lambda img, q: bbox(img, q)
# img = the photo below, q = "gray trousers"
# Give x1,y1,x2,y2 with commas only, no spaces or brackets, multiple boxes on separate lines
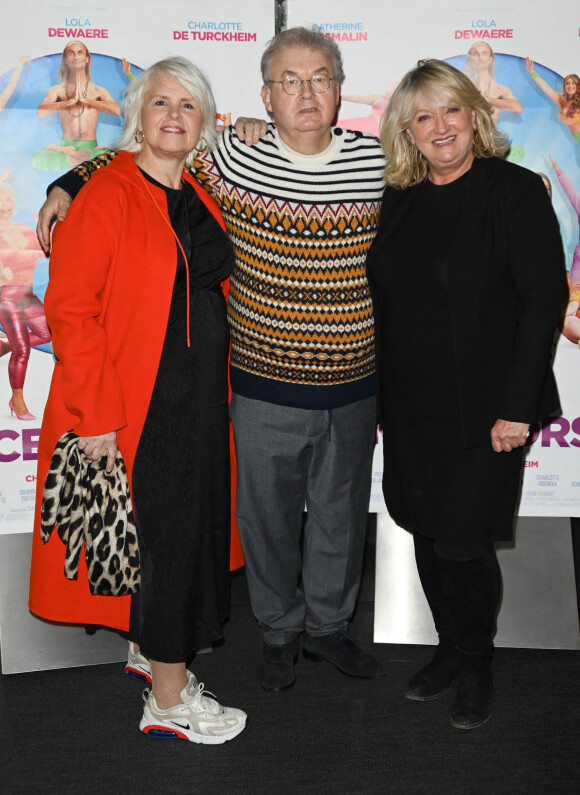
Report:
229,393,376,645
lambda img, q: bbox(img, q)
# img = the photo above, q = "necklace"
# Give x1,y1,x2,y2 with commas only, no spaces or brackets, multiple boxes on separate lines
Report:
65,79,90,137
64,79,89,118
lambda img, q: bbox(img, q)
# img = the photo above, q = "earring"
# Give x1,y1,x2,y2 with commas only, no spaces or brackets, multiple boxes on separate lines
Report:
195,136,207,152
134,129,144,144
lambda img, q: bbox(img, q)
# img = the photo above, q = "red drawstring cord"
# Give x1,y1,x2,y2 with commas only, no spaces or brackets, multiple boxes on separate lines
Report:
137,172,191,347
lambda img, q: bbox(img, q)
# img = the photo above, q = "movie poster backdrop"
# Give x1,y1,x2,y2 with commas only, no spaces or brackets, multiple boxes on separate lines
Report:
0,0,274,534
288,0,580,517
0,0,578,535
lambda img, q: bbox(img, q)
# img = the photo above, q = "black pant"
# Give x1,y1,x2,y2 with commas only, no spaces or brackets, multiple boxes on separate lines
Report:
413,532,501,654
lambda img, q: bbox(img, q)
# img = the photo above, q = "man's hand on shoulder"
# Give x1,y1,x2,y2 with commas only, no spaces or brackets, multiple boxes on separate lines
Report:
36,187,72,254
234,117,269,147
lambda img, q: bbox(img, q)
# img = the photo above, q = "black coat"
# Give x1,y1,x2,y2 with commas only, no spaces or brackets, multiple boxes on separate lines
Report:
367,156,567,450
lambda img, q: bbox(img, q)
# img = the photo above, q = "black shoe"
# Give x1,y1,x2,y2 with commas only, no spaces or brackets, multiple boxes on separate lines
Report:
259,640,298,692
450,648,493,729
405,638,460,701
302,630,383,678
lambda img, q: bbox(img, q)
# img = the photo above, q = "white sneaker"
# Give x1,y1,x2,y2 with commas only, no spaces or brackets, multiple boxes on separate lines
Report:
125,641,211,683
125,641,152,684
139,674,247,744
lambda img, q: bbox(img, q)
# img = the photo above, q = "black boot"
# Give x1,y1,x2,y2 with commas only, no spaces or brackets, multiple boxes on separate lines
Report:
405,534,460,701
437,547,501,729
405,636,461,700
451,647,493,729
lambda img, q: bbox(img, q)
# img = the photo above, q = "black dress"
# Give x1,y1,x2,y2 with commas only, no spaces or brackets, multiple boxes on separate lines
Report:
368,173,522,545
129,174,235,663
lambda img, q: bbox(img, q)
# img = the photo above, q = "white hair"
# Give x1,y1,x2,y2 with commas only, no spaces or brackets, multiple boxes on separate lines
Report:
116,56,217,168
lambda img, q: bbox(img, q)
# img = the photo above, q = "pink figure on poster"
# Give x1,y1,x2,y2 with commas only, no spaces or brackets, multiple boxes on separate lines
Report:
337,94,388,135
550,156,580,284
337,80,400,135
0,181,51,419
549,156,580,346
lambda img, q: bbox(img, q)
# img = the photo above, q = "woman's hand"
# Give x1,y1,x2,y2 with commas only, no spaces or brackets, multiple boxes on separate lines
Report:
525,57,534,74
77,431,118,472
490,419,530,452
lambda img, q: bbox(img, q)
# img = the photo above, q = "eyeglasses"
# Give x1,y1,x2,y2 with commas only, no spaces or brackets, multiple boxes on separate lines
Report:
268,74,335,95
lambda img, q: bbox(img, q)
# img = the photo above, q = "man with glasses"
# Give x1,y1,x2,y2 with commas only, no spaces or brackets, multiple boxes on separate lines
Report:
36,27,386,692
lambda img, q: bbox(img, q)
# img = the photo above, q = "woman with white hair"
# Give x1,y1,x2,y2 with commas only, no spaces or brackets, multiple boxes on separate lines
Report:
29,56,246,744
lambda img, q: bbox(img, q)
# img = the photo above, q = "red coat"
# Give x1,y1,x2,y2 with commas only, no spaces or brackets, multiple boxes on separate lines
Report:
29,151,243,632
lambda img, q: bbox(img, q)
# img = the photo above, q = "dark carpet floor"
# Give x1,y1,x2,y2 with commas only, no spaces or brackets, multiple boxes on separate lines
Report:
2,528,579,794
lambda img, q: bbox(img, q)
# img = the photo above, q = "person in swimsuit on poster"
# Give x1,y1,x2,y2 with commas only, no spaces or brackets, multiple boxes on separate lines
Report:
548,155,580,345
337,91,390,136
526,60,580,143
33,41,121,171
463,42,522,126
0,180,51,420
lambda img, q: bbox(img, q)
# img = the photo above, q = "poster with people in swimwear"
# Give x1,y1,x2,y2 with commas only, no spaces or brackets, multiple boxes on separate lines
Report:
289,0,580,517
0,0,579,530
0,0,274,533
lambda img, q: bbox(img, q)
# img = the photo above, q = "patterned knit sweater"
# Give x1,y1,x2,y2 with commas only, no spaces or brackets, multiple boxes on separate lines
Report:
52,124,386,409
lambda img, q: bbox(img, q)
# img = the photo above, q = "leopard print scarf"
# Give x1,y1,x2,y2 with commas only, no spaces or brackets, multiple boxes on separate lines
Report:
41,430,140,596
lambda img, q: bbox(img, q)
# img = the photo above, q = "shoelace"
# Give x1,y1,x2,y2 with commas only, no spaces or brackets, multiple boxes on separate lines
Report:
142,683,220,714
188,682,220,714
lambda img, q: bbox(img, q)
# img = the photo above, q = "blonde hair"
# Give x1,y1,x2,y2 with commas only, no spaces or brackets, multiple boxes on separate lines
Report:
380,59,508,188
116,56,217,168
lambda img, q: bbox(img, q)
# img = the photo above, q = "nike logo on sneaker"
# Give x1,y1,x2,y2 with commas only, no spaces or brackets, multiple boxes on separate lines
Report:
170,720,191,730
